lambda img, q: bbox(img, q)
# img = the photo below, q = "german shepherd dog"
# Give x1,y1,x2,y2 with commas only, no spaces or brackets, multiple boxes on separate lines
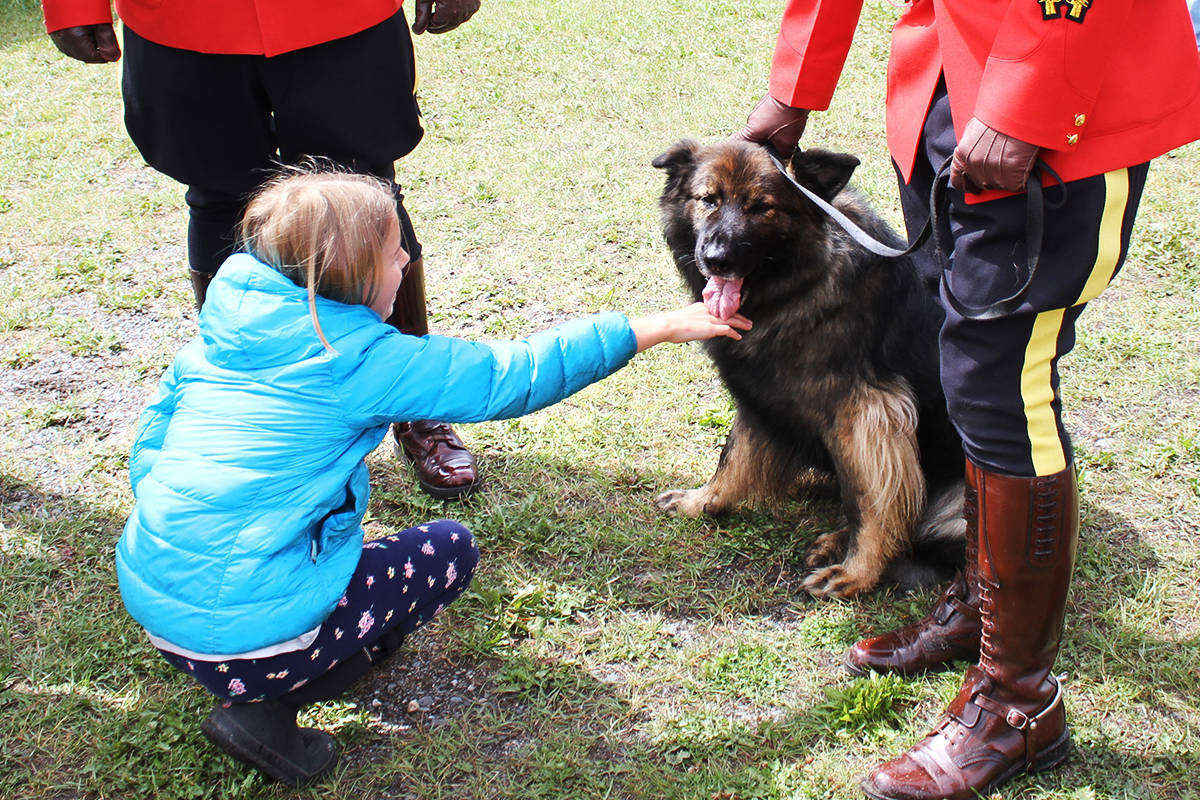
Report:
652,139,965,598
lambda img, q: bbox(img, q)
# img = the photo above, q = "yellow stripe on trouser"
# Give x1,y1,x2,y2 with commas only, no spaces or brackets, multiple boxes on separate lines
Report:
1022,168,1130,476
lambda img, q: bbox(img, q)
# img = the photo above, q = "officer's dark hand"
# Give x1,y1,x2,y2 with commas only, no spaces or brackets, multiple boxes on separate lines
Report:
49,24,121,64
412,0,481,34
736,94,810,156
951,117,1039,194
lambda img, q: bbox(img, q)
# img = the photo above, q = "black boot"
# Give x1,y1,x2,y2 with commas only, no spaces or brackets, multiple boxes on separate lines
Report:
189,269,215,310
201,632,403,786
201,699,337,787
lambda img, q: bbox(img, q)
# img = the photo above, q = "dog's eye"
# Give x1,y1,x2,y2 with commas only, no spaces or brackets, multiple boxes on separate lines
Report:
748,200,775,216
697,193,719,208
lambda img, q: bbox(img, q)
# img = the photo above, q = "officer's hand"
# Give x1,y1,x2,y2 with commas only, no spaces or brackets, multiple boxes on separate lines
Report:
49,24,121,64
412,0,481,34
951,117,1039,194
736,94,810,156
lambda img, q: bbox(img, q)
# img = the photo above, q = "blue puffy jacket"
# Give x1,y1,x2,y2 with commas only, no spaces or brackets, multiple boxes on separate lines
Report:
117,254,637,655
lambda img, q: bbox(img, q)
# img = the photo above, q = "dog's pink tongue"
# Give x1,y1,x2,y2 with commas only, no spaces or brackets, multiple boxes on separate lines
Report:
702,276,743,320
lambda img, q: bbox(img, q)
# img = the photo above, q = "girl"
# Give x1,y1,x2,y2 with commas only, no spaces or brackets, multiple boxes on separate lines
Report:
118,167,750,786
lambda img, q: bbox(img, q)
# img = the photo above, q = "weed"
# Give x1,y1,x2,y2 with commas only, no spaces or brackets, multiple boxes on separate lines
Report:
1,338,41,368
700,641,788,700
21,398,86,428
796,604,861,651
48,316,123,356
809,672,916,739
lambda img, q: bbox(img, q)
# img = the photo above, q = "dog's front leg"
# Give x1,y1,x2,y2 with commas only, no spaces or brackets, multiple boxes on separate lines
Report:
656,412,766,517
802,383,925,598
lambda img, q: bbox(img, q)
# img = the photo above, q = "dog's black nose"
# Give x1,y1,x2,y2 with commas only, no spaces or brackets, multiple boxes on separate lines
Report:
698,236,736,276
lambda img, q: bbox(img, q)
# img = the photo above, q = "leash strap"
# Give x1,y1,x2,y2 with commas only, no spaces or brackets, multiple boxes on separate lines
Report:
767,151,931,258
933,159,1064,320
769,151,1065,320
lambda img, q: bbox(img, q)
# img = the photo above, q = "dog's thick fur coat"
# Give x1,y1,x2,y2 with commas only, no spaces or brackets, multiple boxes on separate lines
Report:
653,140,964,597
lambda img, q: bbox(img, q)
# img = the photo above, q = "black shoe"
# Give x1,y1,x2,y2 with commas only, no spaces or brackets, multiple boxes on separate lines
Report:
201,699,337,787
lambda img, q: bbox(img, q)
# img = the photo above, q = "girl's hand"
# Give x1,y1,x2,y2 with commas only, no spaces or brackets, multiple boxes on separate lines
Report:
631,303,752,353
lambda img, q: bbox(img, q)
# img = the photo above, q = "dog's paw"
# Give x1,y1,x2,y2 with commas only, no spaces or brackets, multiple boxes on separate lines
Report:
803,531,848,569
654,488,711,517
802,563,878,599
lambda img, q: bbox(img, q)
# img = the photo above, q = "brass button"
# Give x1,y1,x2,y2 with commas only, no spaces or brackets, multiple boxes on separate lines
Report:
1074,114,1086,127
1067,133,1080,145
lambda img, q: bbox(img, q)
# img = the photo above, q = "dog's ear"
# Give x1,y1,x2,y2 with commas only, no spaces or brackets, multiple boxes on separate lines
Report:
789,148,861,201
652,139,700,197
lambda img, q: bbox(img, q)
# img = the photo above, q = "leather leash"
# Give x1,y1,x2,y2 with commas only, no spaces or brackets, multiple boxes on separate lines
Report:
766,151,1065,321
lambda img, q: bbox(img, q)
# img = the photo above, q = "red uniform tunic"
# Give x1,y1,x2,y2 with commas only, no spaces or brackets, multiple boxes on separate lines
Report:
768,0,1200,186
42,0,403,57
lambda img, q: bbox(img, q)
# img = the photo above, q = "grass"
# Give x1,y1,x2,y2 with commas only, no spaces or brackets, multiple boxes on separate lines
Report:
2,1,1199,799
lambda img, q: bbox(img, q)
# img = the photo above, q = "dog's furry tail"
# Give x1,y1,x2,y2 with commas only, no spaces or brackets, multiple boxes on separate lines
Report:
883,481,967,592
913,481,967,546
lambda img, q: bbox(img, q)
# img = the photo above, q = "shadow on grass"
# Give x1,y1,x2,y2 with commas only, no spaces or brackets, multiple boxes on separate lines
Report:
368,446,840,616
0,470,221,798
1069,500,1198,692
4,449,1196,798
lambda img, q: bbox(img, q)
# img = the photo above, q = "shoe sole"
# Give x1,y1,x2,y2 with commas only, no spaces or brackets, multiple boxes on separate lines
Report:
418,475,483,500
843,652,868,677
841,649,967,679
859,728,1072,800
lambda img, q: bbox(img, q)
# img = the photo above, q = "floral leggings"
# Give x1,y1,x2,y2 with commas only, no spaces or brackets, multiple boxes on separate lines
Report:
158,519,478,703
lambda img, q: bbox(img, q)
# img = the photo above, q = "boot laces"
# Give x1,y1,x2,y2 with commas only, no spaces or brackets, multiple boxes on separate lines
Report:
1030,477,1059,562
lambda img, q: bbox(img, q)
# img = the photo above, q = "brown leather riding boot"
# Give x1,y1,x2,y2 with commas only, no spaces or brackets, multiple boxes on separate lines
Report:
862,462,1079,800
385,257,481,500
845,468,983,676
190,269,216,310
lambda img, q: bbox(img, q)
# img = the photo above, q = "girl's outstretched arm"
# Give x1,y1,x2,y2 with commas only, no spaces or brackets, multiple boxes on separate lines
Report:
629,302,752,353
341,306,751,427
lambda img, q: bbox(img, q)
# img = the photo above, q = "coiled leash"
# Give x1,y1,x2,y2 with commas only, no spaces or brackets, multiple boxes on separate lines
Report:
766,151,1065,320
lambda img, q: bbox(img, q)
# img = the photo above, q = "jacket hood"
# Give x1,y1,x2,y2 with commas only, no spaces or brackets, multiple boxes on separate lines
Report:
199,254,379,370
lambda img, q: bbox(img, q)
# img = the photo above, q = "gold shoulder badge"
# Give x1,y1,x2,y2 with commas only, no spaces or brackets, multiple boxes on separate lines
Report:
1038,0,1091,22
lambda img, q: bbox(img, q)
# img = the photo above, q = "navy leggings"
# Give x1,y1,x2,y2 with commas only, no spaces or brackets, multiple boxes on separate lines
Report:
159,520,477,703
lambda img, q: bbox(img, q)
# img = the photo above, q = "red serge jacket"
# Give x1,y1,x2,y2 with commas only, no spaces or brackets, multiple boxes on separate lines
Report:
42,0,403,56
768,0,1200,187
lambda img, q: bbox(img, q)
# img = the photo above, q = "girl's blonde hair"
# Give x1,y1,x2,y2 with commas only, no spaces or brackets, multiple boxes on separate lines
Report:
239,164,399,350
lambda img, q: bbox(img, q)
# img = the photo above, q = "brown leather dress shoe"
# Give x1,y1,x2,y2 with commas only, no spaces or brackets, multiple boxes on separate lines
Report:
394,420,481,500
844,573,980,676
846,473,981,676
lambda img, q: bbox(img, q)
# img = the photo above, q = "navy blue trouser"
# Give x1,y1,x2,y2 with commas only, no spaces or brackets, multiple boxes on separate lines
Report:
898,83,1148,477
121,10,424,275
159,520,478,703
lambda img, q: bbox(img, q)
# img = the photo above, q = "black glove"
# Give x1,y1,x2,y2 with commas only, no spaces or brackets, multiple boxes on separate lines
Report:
736,94,810,156
49,24,121,64
412,0,482,34
950,117,1039,194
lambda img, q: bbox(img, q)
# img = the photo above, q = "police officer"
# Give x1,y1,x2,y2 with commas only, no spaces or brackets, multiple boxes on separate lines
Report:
740,1,1200,798
42,0,484,500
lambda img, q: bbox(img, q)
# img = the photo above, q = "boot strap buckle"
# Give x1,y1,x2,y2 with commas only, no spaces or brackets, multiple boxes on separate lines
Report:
1005,708,1030,729
988,675,1063,731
